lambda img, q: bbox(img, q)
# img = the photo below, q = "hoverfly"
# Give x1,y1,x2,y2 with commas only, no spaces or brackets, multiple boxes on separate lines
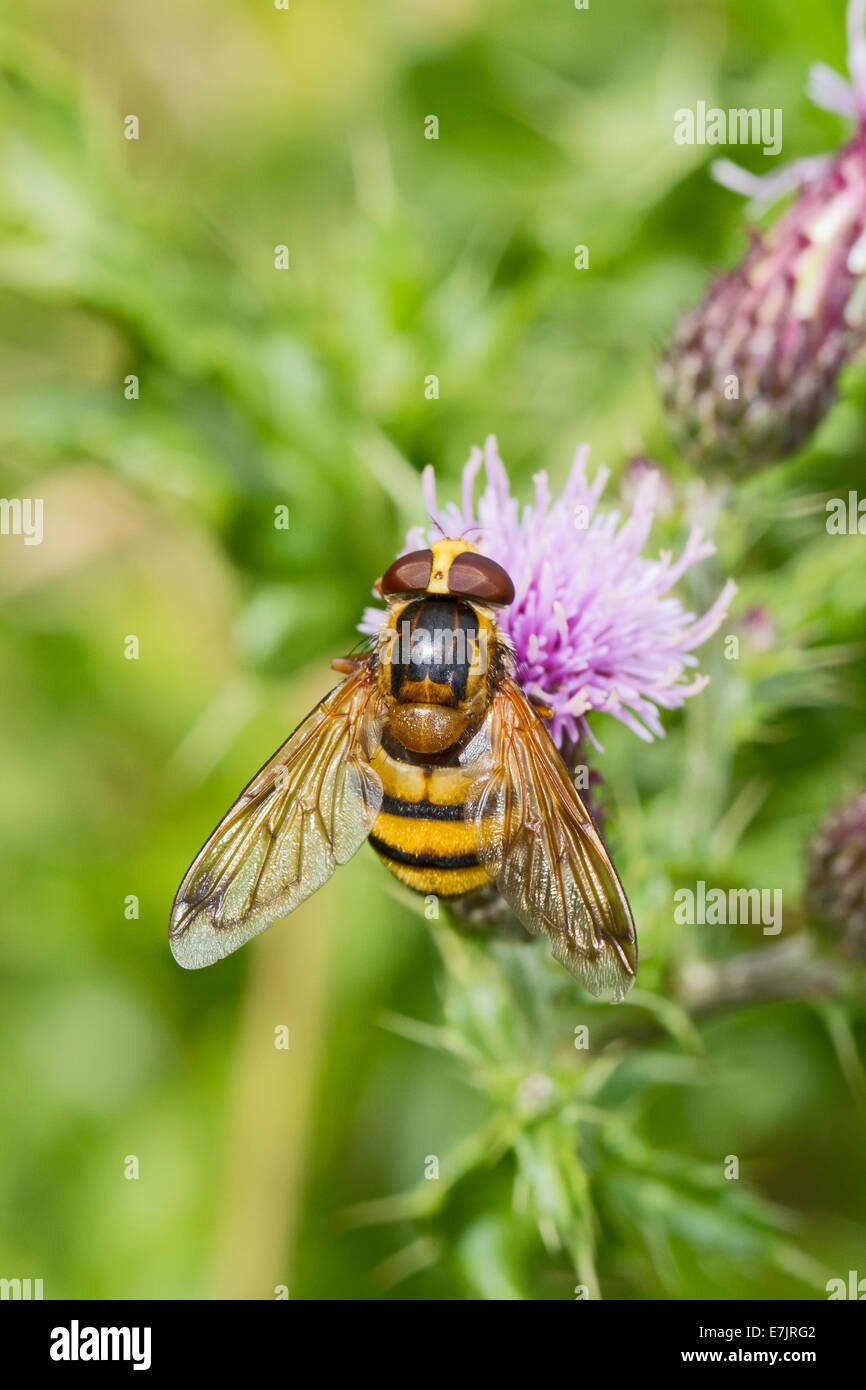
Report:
169,539,637,998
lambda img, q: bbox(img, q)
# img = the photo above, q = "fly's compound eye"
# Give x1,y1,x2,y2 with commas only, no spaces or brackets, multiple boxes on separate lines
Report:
447,551,515,606
379,548,434,597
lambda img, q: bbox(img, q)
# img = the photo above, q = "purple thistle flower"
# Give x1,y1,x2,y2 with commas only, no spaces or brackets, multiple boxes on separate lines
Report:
660,0,866,469
360,436,736,749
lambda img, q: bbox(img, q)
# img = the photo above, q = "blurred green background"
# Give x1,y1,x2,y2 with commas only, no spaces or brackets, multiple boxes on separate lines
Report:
1,0,865,1300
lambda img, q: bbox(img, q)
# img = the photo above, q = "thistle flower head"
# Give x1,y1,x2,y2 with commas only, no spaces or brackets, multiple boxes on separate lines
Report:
660,0,866,469
741,604,775,654
807,790,866,960
361,436,736,749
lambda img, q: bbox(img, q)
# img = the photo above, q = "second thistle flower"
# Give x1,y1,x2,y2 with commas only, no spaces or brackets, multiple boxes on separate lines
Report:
660,0,866,469
807,790,866,961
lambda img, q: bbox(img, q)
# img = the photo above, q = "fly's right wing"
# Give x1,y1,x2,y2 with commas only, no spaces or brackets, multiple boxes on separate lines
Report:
465,676,637,1001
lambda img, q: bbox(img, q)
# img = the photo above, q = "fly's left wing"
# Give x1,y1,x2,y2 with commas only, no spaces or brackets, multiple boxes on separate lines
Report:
465,676,637,1000
169,661,385,969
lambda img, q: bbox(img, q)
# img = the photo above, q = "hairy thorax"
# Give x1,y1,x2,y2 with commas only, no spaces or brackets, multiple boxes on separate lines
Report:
378,595,498,755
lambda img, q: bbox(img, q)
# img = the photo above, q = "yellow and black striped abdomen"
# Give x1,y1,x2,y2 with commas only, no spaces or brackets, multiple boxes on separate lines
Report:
368,744,490,897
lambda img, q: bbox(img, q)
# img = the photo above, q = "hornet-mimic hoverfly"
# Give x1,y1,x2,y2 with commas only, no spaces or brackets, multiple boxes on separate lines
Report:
169,539,637,999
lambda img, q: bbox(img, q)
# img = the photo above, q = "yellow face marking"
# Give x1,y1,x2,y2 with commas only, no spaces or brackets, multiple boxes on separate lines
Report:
426,538,479,595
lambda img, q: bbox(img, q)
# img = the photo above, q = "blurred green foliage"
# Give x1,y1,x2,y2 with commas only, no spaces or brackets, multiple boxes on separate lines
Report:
0,0,865,1300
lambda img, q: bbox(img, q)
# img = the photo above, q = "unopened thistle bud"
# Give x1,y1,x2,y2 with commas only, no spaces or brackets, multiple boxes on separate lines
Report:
806,790,866,960
660,0,866,469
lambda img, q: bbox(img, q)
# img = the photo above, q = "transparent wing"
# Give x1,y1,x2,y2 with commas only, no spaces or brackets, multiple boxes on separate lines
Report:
465,677,637,1000
169,662,385,969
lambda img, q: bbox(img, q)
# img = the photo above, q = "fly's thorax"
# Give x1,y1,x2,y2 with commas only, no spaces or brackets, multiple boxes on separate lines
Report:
386,702,471,754
377,596,497,705
375,596,500,755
